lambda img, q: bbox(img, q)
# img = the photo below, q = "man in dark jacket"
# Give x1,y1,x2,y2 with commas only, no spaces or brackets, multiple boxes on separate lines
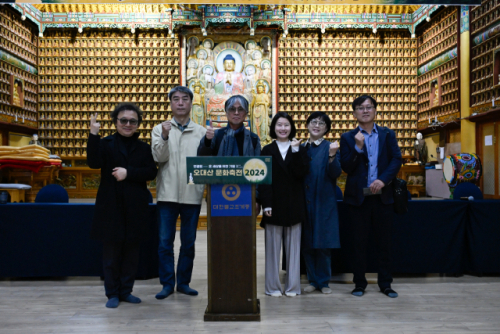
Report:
87,103,157,308
340,95,402,299
197,95,261,157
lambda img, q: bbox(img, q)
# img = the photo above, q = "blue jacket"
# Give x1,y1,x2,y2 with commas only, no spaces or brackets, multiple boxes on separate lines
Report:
340,125,402,206
303,140,342,249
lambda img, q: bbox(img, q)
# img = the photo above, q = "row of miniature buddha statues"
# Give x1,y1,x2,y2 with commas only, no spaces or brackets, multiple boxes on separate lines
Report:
39,84,178,93
418,83,458,95
418,98,459,110
0,78,36,94
418,69,458,85
280,85,416,94
38,85,172,94
0,94,36,109
279,66,416,76
39,103,172,112
0,81,36,94
279,48,416,58
39,59,179,67
38,67,176,75
283,105,418,113
0,13,35,40
39,49,180,57
38,94,168,103
279,94,417,103
39,112,169,120
39,38,179,48
1,27,37,52
279,37,416,47
0,89,36,104
418,103,459,114
39,76,178,85
0,106,36,118
0,39,36,64
280,56,416,66
280,78,416,86
281,58,417,68
0,66,38,85
39,57,179,66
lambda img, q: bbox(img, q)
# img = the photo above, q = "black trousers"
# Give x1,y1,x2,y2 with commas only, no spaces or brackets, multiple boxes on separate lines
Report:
102,240,141,299
348,195,394,290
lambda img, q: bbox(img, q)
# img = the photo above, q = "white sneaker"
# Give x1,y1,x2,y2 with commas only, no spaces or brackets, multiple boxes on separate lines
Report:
285,292,297,297
304,285,316,293
267,292,282,297
321,287,332,294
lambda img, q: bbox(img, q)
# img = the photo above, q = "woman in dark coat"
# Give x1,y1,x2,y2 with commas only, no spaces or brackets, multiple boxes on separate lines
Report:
302,111,341,295
87,103,157,308
259,112,309,297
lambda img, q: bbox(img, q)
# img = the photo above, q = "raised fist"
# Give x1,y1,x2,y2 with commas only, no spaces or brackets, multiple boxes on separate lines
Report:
162,120,171,139
354,130,365,150
90,113,100,135
206,126,215,140
329,140,339,156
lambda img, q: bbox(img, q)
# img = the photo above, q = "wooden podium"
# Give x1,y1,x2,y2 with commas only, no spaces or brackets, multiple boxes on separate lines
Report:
186,157,272,322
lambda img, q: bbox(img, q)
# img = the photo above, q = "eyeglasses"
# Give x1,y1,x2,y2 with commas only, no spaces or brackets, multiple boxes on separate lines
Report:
118,118,138,126
310,120,326,127
355,106,375,112
227,107,246,114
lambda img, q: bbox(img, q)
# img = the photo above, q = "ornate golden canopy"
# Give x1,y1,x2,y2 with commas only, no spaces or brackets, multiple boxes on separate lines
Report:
33,4,420,14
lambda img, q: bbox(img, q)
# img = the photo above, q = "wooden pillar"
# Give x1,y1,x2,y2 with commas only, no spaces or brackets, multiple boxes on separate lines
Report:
460,5,475,152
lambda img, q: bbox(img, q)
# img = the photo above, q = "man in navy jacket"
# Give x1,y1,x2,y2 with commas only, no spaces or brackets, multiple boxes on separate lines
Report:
340,95,402,298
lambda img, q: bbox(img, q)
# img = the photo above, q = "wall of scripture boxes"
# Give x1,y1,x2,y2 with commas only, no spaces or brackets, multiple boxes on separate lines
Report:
471,0,500,110
416,6,460,128
37,29,180,159
278,31,418,156
0,6,38,127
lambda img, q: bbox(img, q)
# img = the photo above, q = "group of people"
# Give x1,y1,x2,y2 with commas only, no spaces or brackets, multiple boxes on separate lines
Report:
87,86,402,308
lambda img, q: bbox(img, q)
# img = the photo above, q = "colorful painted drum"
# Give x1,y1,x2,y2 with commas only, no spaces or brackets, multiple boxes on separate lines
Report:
443,153,482,188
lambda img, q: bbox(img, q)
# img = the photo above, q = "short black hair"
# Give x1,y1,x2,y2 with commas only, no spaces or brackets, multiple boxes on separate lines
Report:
306,111,331,134
168,86,193,101
110,102,143,125
269,112,296,140
352,95,377,111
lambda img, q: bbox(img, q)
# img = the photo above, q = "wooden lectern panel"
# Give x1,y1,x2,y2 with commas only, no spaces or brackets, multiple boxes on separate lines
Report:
205,185,260,321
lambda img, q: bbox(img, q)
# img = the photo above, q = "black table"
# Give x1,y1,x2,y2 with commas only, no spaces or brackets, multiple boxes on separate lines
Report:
0,201,499,277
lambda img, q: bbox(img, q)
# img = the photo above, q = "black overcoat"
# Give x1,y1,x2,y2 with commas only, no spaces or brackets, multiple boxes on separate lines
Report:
258,141,309,227
87,132,157,242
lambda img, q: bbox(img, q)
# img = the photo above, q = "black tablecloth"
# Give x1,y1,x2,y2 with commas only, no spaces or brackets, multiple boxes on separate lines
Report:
332,200,469,274
0,200,498,277
0,204,158,278
465,200,500,273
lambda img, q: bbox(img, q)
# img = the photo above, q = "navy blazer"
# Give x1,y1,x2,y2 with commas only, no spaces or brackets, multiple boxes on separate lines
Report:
340,125,402,206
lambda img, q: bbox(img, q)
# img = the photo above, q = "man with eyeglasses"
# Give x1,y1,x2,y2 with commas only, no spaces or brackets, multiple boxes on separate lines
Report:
151,86,207,299
340,95,402,299
198,95,261,157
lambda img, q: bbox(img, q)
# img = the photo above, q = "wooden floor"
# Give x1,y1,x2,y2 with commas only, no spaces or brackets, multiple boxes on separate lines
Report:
1,230,500,334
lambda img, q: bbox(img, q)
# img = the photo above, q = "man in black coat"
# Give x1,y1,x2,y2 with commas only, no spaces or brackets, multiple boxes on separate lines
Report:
87,103,157,308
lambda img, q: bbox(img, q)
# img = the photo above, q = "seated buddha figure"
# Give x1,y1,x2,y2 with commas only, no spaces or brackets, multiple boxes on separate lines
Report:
206,54,245,115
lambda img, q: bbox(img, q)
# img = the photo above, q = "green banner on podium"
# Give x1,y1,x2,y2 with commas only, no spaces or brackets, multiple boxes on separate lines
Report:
186,156,272,185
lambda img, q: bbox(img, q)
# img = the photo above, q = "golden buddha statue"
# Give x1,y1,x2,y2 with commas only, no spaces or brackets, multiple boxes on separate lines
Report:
433,83,439,107
191,82,206,126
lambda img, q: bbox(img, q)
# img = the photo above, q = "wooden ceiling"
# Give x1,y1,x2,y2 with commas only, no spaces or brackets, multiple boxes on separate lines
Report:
33,4,420,14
